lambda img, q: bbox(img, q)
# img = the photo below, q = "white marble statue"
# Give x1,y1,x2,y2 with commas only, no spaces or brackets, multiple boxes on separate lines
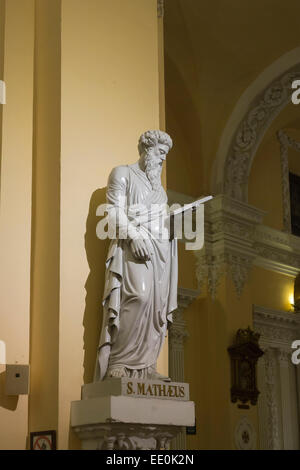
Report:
94,130,178,382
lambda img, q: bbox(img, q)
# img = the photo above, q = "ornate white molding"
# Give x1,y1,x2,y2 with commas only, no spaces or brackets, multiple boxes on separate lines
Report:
196,251,255,300
253,305,300,349
253,305,300,449
168,287,199,450
71,393,195,451
194,195,265,299
254,224,300,277
157,0,164,18
223,66,300,201
213,48,300,196
195,252,224,300
73,423,179,450
262,348,282,449
193,195,300,299
169,287,199,382
177,287,200,309
277,129,300,232
167,191,300,298
277,348,291,365
277,130,292,232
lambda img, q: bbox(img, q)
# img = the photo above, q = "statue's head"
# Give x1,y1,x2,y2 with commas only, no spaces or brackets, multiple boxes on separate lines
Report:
138,130,173,190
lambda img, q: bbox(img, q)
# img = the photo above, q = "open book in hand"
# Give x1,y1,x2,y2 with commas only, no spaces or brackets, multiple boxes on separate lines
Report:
169,195,213,217
166,195,213,242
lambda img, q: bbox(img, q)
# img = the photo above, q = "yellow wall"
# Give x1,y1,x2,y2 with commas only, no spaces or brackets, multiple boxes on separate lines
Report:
183,273,258,449
251,267,294,313
0,0,4,149
0,0,34,450
59,0,162,449
29,0,61,438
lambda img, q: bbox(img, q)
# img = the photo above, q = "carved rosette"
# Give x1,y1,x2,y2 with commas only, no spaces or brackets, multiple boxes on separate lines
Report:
235,417,257,450
224,67,300,201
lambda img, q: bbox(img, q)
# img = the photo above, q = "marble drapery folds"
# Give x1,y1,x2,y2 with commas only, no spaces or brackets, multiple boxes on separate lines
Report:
94,163,178,381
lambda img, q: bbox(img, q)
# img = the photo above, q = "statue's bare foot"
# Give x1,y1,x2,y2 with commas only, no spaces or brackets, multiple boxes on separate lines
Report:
149,372,171,382
147,366,171,382
105,366,127,378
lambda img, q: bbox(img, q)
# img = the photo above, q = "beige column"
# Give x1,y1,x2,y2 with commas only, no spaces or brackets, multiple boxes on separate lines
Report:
0,0,34,450
29,0,61,437
156,0,168,381
59,0,162,449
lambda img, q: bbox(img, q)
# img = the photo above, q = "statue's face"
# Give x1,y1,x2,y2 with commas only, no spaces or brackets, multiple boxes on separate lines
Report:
143,143,169,167
141,142,169,190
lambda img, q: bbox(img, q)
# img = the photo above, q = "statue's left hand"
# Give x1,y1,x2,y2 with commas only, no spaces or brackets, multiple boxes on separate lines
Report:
129,238,150,262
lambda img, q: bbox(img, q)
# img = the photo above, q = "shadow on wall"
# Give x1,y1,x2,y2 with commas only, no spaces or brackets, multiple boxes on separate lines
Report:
83,187,109,385
0,370,18,411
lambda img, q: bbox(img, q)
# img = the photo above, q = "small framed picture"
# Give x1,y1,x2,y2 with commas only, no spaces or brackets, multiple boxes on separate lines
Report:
30,430,56,450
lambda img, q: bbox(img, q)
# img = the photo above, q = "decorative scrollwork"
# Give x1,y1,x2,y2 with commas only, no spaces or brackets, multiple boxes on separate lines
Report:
224,67,300,201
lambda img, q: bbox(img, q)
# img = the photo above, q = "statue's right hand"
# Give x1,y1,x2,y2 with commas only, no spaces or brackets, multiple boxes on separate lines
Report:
130,238,150,261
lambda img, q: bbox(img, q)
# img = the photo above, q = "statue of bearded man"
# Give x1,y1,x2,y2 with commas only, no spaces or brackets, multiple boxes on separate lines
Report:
94,130,178,382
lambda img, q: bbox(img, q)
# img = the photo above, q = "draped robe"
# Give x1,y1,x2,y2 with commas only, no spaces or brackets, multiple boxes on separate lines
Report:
94,162,178,381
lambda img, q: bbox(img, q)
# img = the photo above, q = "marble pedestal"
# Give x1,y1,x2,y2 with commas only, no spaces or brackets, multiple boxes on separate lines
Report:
70,378,195,450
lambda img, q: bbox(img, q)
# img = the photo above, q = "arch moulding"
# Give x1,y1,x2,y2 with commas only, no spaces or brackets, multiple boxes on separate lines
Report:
212,47,300,201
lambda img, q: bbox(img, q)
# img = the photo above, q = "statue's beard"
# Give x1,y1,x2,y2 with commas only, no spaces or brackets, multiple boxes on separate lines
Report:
144,152,162,191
